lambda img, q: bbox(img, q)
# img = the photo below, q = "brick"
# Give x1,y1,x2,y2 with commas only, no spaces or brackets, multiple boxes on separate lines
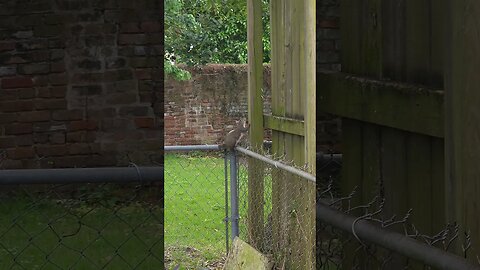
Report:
35,99,67,110
120,23,140,33
129,57,158,68
36,144,67,157
85,23,117,35
15,39,48,51
51,61,66,73
49,73,68,85
119,106,151,116
68,143,100,155
103,69,133,82
0,113,16,123
319,19,339,29
31,50,52,62
33,122,67,133
140,21,161,33
7,146,35,159
0,100,34,112
34,25,64,37
33,133,48,143
105,80,137,93
49,132,65,144
52,109,84,120
0,137,16,148
71,72,103,84
66,131,96,143
51,86,67,97
16,134,33,146
33,75,49,86
76,59,101,70
50,49,65,60
18,88,35,99
146,34,162,44
118,34,145,45
18,63,50,75
18,111,51,122
106,93,137,105
44,14,73,25
69,120,98,131
106,58,126,69
1,76,33,88
16,15,43,27
5,123,33,135
0,42,15,52
0,67,16,77
134,117,155,128
12,30,33,39
135,68,151,80
72,85,102,96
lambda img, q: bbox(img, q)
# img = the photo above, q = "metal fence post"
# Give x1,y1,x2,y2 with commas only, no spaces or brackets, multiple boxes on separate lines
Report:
229,150,239,240
224,150,229,254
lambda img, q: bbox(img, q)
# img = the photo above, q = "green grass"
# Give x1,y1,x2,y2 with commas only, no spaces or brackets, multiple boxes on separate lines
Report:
0,186,163,270
164,153,227,269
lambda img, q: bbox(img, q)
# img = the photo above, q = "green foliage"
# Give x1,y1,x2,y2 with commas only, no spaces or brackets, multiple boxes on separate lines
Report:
165,0,271,80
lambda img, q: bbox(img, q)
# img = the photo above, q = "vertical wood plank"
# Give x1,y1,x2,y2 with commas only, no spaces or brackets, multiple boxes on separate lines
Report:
405,0,430,85
406,133,432,268
431,137,445,234
445,0,480,259
246,0,264,250
382,0,406,81
430,0,447,88
381,127,408,268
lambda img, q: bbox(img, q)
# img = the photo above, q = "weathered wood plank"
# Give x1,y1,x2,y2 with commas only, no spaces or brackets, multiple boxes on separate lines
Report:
405,0,430,85
263,115,304,136
445,0,480,259
246,0,264,250
318,71,444,138
382,0,406,81
406,132,432,269
270,0,287,261
431,137,445,234
381,126,408,267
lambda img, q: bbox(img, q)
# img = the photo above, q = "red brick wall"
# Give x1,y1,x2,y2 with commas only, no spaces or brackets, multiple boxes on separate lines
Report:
317,0,341,153
165,64,271,146
0,0,162,168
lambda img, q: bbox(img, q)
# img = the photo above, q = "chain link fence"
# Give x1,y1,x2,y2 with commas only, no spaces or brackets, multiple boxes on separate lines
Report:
236,147,316,270
164,146,227,270
316,154,480,270
0,170,163,270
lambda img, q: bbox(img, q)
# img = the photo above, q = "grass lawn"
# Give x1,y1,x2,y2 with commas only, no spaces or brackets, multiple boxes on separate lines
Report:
0,185,163,270
164,153,227,269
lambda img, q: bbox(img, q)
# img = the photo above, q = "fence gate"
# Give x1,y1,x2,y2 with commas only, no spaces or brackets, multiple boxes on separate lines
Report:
318,0,447,268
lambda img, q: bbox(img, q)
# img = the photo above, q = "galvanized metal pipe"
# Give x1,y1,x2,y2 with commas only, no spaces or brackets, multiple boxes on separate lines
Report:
0,167,163,185
235,146,316,183
229,151,239,240
317,202,480,270
165,145,221,151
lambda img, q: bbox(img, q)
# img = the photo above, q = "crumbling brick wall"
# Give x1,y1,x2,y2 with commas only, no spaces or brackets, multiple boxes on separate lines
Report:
165,64,271,146
0,0,162,168
317,0,341,153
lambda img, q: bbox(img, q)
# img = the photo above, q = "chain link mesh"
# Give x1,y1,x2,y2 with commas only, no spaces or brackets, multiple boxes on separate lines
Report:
316,155,480,269
164,151,227,270
0,181,163,269
237,149,316,270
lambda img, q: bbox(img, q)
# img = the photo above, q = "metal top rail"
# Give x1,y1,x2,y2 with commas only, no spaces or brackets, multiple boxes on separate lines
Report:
165,145,221,151
0,167,163,185
236,146,316,183
317,202,480,270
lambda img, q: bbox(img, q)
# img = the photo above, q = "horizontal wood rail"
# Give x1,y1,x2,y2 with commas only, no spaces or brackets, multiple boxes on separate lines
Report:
263,115,304,136
318,71,444,138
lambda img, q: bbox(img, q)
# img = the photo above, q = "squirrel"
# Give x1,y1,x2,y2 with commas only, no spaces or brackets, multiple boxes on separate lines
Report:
219,118,250,151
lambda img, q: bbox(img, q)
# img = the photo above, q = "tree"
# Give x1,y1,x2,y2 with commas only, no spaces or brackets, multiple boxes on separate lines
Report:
165,0,270,80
